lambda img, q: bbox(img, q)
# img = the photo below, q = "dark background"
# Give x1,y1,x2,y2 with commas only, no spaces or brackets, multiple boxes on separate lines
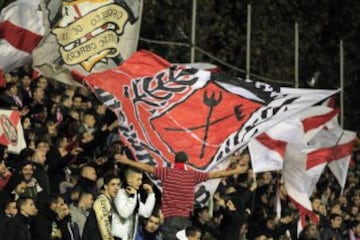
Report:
138,0,360,132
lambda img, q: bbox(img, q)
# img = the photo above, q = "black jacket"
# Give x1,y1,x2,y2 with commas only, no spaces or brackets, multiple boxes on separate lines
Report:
4,213,32,240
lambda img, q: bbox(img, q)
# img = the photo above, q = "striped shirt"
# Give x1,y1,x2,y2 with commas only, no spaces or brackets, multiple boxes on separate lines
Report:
154,167,208,218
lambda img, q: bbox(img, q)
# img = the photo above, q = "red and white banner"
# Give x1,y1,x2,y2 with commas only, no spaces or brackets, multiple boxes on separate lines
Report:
0,0,44,85
248,105,355,233
84,50,337,204
0,109,26,154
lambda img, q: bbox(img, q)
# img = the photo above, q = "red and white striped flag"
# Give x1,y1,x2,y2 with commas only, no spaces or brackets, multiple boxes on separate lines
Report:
0,0,45,86
248,105,355,234
0,109,26,154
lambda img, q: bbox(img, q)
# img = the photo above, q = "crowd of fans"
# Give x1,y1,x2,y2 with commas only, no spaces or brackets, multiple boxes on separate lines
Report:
0,67,360,240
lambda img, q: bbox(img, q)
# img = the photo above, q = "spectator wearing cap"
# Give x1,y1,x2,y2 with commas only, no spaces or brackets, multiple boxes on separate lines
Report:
2,197,38,240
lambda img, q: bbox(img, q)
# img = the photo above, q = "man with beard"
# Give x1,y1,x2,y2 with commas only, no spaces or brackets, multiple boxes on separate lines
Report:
18,160,43,200
135,212,162,240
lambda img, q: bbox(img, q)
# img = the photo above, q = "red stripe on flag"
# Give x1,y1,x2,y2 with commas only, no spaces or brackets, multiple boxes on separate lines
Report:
257,132,287,158
289,196,319,225
302,109,339,133
306,140,355,170
0,21,42,53
8,111,20,126
0,134,9,146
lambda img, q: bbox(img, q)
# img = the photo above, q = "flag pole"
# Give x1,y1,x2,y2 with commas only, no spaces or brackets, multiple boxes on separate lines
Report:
295,22,299,88
340,40,344,127
246,4,251,80
190,0,197,63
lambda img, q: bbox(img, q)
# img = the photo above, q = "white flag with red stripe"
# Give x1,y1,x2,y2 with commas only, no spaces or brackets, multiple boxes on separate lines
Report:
0,0,44,85
0,109,26,154
307,117,356,192
248,105,355,233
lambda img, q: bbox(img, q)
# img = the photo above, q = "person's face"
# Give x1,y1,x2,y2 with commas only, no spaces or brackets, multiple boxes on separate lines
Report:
21,199,38,217
319,203,327,215
82,194,94,210
21,164,34,181
70,110,80,120
144,216,161,233
266,219,275,230
33,87,44,101
73,97,82,109
262,172,272,184
351,206,359,216
105,178,121,198
53,197,65,215
83,167,97,182
84,114,96,128
239,153,250,165
37,77,48,90
188,231,201,240
96,104,106,115
81,131,94,143
127,172,143,190
312,198,321,212
330,204,342,215
198,209,211,223
21,75,31,87
306,225,320,239
240,223,248,235
22,117,31,129
330,216,342,229
36,141,50,154
4,73,12,83
5,201,17,216
9,85,18,95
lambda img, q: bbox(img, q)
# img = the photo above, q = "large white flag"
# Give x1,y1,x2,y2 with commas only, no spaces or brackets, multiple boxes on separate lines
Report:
84,50,338,205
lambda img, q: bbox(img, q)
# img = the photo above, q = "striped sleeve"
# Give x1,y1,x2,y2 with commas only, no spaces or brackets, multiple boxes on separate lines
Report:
193,171,209,184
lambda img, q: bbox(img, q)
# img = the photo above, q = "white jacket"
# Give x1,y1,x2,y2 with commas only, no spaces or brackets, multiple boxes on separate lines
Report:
111,188,155,240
